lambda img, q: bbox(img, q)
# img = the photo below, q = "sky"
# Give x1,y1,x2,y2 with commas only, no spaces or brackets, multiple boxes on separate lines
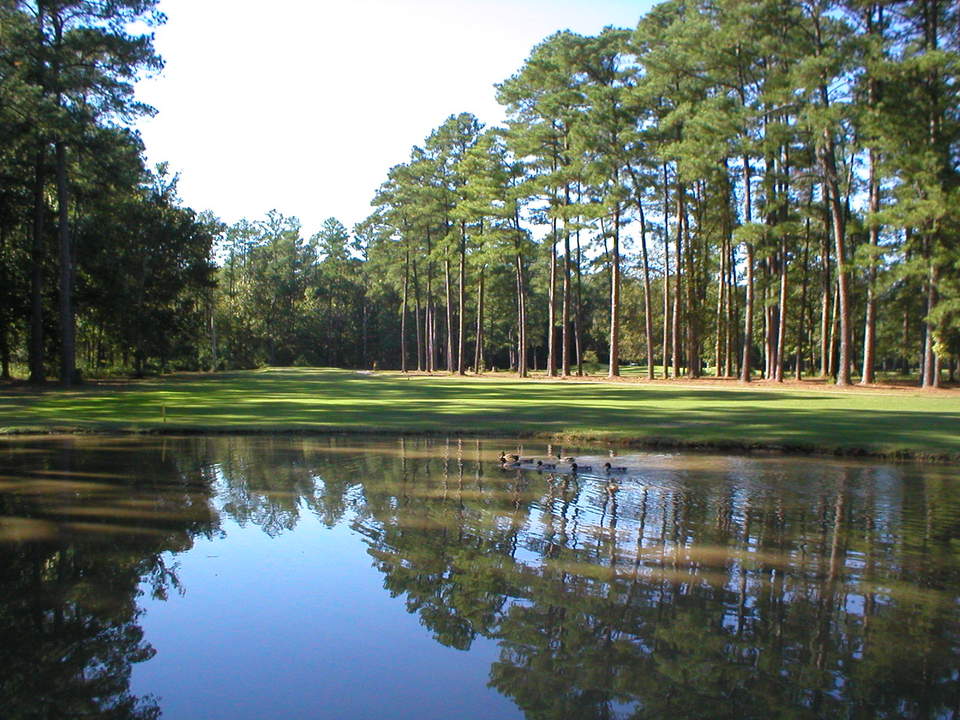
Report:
134,0,656,239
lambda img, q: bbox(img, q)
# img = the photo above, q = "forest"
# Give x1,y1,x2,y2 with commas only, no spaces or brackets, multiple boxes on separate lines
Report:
1,0,958,387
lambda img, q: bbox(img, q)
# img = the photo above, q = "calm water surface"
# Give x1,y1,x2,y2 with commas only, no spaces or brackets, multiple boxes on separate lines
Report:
1,435,959,719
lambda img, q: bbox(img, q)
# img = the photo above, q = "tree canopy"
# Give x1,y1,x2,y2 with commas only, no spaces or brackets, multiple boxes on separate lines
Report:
1,0,957,385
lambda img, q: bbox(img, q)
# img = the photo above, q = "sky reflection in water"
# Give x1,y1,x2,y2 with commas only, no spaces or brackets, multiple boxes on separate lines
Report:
1,435,958,719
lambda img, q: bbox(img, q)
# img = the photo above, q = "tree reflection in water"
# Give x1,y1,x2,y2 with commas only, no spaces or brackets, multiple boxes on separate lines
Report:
1,435,959,719
0,437,219,720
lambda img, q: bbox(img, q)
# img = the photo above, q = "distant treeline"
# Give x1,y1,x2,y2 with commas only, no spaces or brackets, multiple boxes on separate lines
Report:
1,0,957,384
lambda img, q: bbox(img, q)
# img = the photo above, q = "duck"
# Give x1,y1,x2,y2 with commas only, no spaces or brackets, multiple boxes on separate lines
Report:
570,463,592,472
499,452,520,464
604,462,627,474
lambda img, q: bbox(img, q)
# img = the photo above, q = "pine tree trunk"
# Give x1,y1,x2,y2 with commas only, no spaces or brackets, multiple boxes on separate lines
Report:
608,204,621,378
740,155,754,382
561,222,571,377
513,211,528,378
474,266,484,373
30,149,46,384
516,247,527,378
901,307,910,375
762,265,772,379
922,259,939,388
575,226,583,376
672,188,682,379
775,240,788,382
209,292,218,372
547,218,557,377
726,238,736,377
682,186,698,378
828,278,839,378
0,224,9,380
662,167,671,379
820,134,851,385
426,230,434,373
412,258,423,371
457,223,466,375
639,203,654,380
444,257,454,373
861,147,880,384
56,141,75,386
715,233,726,378
741,255,754,378
400,246,409,372
797,212,812,381
819,191,832,377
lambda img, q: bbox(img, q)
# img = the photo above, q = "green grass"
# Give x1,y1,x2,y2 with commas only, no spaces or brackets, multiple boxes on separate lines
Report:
1,367,957,459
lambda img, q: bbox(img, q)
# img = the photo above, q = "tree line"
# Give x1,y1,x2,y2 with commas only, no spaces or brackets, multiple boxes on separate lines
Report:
1,0,957,385
365,0,959,387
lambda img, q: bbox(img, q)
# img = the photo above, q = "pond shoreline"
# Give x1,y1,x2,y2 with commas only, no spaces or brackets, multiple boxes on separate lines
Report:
1,424,955,464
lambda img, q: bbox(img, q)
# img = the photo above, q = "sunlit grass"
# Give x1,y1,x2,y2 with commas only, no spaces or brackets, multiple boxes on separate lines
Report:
0,367,957,458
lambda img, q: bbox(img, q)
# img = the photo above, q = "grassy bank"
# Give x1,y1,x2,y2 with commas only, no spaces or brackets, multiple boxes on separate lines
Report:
1,368,957,460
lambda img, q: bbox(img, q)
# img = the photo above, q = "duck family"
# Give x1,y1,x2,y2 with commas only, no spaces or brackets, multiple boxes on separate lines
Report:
499,452,627,477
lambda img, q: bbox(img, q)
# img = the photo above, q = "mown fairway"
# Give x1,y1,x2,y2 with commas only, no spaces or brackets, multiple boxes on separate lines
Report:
1,368,957,458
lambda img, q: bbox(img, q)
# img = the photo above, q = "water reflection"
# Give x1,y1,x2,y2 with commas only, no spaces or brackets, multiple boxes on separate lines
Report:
1,435,959,719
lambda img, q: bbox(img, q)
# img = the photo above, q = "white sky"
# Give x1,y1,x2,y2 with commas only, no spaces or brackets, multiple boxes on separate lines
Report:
134,0,655,239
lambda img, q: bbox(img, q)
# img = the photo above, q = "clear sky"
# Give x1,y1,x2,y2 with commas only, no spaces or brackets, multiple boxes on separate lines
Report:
135,0,655,239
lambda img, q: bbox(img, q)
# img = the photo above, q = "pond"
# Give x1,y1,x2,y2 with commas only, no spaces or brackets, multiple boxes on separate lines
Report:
1,435,958,719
